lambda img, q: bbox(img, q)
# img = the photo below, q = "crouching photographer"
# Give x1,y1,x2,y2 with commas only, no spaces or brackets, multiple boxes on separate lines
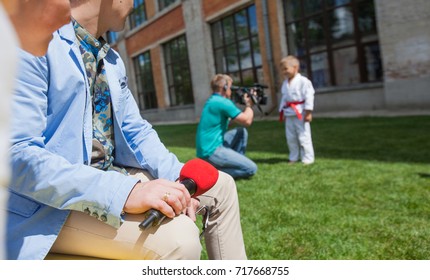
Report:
196,74,257,179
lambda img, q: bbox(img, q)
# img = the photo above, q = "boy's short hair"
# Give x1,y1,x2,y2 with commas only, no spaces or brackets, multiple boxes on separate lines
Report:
211,74,232,92
280,55,300,68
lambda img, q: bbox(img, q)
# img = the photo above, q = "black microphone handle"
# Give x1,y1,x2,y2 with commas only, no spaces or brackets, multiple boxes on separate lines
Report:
138,178,196,230
138,209,165,230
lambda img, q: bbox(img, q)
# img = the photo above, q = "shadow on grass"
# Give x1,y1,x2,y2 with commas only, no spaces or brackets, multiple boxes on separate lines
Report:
234,177,254,181
252,158,290,164
418,173,430,178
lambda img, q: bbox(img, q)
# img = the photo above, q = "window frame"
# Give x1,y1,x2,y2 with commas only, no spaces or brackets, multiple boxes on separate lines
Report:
283,0,382,89
158,0,177,11
133,51,158,110
163,35,194,107
129,0,147,30
211,4,263,86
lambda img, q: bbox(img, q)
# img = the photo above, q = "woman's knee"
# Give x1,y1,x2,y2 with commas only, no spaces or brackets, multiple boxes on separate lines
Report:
151,215,202,260
218,171,237,191
202,171,237,203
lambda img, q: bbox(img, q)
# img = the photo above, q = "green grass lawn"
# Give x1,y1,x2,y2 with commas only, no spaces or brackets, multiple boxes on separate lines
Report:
153,115,430,260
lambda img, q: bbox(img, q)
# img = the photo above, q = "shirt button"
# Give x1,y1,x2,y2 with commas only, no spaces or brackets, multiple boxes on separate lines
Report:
100,215,107,222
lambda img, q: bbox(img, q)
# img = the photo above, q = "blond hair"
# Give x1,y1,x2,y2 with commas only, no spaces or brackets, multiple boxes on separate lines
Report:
280,55,300,68
210,74,232,92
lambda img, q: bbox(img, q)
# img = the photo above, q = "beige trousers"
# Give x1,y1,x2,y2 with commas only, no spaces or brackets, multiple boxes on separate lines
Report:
50,170,247,260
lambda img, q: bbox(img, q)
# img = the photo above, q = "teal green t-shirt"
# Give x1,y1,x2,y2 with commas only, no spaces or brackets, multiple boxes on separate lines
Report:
196,93,242,158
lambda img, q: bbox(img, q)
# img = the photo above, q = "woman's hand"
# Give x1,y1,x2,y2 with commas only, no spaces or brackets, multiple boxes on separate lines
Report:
183,198,201,222
123,179,191,219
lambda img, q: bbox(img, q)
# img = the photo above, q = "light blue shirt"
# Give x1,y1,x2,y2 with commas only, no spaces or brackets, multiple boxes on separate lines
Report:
6,22,183,259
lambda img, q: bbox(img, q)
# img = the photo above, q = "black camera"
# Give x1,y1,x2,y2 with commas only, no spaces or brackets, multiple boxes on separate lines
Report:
231,83,268,107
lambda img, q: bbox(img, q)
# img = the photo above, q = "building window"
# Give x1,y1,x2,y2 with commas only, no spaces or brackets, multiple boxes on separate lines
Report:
106,31,118,45
158,0,176,11
211,5,262,86
133,51,158,110
129,0,147,29
283,0,382,89
163,35,194,106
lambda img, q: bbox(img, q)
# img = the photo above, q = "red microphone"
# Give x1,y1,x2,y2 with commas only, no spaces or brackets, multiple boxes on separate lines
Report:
139,158,219,230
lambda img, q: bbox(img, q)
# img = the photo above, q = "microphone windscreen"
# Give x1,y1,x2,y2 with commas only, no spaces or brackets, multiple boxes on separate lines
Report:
179,158,219,197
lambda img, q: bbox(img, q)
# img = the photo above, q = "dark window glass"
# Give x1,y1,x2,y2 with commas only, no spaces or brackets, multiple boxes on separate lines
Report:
248,5,258,36
307,15,326,51
327,0,351,7
222,17,235,45
357,0,378,36
133,51,158,109
242,69,255,86
214,49,225,73
363,42,383,82
226,45,240,72
329,6,355,48
163,35,194,106
129,0,147,29
304,0,323,15
310,52,331,88
212,21,223,48
158,0,176,11
284,0,302,21
283,0,383,88
210,5,262,85
252,37,262,66
332,47,359,85
299,57,308,76
239,40,252,69
286,22,306,57
235,10,249,40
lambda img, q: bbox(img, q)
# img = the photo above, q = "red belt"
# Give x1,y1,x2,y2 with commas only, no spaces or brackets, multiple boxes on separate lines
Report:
279,101,305,122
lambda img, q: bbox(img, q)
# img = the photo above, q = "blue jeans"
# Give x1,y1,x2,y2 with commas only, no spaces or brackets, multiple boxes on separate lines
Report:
206,127,257,179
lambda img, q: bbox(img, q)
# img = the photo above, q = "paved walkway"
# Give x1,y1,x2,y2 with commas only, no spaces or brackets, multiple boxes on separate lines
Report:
312,109,430,118
251,108,429,122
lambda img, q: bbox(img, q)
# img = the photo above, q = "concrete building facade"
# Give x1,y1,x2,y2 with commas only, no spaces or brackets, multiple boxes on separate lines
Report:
109,0,430,123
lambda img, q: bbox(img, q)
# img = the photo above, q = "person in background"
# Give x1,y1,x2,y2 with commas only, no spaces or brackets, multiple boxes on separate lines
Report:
7,0,247,260
196,74,258,179
278,55,315,165
0,0,71,260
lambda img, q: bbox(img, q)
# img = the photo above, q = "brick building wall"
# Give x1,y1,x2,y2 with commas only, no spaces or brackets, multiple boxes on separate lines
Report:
202,0,244,17
376,0,430,109
126,5,185,55
112,0,430,124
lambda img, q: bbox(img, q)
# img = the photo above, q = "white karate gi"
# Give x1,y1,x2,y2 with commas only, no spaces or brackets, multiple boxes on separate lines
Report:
278,73,315,164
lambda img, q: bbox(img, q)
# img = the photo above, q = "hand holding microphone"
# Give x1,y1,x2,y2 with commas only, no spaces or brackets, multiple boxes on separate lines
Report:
138,158,219,230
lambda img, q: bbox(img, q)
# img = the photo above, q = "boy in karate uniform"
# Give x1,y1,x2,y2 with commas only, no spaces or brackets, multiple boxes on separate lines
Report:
278,55,315,165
